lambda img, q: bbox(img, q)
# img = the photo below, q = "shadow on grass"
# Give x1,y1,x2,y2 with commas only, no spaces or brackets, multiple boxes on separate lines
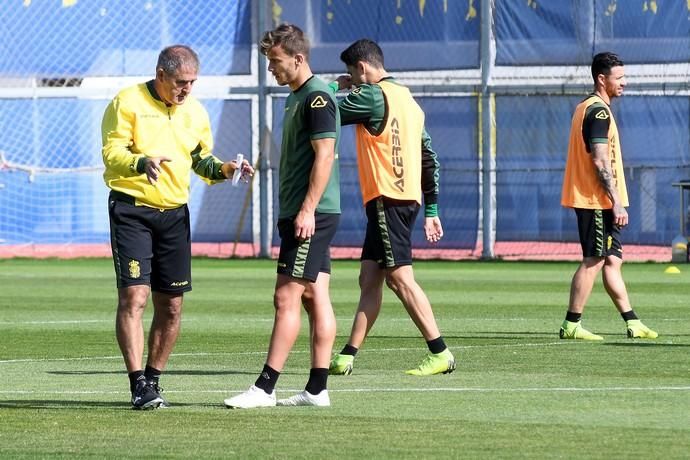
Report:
364,332,690,341
0,400,222,410
602,342,690,348
363,332,558,340
46,369,301,376
0,400,127,410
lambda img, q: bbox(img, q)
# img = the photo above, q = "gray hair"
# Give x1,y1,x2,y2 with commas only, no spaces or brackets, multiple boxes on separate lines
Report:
157,45,199,74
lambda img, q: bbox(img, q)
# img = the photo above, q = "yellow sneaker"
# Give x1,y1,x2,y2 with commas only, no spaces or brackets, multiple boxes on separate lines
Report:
405,349,456,376
559,320,603,340
626,319,658,339
328,354,354,375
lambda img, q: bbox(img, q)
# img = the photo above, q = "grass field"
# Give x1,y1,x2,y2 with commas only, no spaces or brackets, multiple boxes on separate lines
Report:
1,258,689,459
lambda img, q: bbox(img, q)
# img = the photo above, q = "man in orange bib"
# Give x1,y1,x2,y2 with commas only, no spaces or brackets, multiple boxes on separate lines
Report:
328,39,455,376
560,52,657,341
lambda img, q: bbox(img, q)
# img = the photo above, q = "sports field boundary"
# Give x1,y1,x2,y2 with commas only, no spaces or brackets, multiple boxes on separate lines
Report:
0,241,672,262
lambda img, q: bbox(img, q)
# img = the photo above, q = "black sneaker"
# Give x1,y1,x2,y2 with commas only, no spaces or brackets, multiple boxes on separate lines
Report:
149,381,170,408
131,379,164,410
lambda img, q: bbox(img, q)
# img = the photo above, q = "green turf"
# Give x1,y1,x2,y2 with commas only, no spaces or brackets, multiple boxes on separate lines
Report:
1,258,689,458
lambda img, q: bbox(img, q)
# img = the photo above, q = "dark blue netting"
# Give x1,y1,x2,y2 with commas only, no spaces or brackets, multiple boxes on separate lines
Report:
496,95,690,246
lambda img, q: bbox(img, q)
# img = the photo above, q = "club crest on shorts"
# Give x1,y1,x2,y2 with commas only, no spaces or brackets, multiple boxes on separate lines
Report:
129,260,141,278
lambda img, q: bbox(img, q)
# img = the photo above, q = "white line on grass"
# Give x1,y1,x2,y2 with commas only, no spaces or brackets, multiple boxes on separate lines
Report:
1,317,683,326
330,386,690,393
0,320,110,325
0,318,273,325
2,386,690,396
0,342,570,364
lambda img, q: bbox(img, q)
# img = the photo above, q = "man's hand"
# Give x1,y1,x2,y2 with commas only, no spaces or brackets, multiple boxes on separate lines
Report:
221,157,255,181
424,216,444,243
612,203,628,228
335,75,353,91
144,156,172,184
294,208,315,241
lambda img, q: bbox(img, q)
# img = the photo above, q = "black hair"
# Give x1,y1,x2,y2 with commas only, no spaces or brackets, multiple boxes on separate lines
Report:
339,39,384,68
591,52,624,84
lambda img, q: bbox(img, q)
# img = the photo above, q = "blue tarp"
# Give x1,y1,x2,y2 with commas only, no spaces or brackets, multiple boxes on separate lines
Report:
496,0,690,65
270,95,479,249
0,98,253,244
496,95,690,245
0,0,251,77
1,1,689,248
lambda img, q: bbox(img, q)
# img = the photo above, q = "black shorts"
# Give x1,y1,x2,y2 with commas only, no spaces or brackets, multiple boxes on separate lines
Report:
276,213,340,282
108,191,192,294
574,208,623,259
361,196,419,268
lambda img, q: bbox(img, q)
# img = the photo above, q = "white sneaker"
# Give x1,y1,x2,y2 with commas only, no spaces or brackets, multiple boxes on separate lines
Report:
276,390,330,407
224,385,276,409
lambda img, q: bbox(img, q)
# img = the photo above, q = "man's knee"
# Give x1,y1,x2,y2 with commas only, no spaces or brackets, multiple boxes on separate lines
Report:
582,256,605,270
152,292,184,319
118,286,149,312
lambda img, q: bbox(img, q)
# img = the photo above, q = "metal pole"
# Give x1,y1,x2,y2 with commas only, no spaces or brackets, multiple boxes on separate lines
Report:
480,0,495,259
0,182,4,243
681,187,685,236
257,0,270,257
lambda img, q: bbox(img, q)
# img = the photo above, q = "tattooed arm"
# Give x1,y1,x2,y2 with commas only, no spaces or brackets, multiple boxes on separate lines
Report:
590,143,628,227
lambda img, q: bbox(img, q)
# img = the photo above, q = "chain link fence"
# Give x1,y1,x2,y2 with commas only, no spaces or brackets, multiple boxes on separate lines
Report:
1,0,689,260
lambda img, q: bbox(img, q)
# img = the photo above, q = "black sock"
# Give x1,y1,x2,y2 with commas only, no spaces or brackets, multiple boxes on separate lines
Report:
128,370,145,393
255,364,280,394
426,336,447,355
340,344,359,356
565,311,582,323
621,310,638,321
305,368,329,395
144,365,162,385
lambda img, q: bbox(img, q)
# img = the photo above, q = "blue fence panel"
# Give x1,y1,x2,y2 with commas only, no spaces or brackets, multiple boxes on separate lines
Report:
270,94,479,249
273,0,480,72
416,96,479,249
0,0,252,77
0,96,253,244
496,0,592,65
615,96,690,244
594,0,690,64
190,99,254,242
496,0,690,65
496,94,690,246
496,95,580,242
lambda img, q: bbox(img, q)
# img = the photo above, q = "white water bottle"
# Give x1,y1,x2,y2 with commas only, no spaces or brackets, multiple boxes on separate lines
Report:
231,153,244,187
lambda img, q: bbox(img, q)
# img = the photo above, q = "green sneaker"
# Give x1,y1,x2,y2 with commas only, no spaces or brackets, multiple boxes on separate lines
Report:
559,320,603,340
405,349,456,376
329,354,354,375
626,319,658,339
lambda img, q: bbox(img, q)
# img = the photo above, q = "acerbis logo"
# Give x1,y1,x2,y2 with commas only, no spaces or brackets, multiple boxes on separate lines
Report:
170,280,189,287
310,95,328,108
390,117,404,192
595,109,609,120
